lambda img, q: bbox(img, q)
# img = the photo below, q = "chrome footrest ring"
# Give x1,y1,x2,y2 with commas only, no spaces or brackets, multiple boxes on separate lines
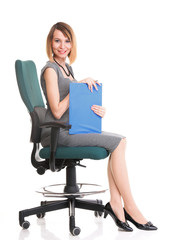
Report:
36,183,108,198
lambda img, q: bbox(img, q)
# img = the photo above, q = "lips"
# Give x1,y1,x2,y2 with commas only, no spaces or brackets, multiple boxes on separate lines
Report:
59,50,67,54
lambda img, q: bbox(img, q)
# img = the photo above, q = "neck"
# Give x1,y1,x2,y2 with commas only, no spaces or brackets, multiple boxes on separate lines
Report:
53,57,72,78
53,57,66,67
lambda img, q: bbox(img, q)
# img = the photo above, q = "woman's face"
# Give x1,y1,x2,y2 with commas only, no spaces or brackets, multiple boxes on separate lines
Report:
52,29,72,61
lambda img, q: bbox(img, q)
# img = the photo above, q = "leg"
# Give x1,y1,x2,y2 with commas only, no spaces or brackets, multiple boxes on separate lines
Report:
108,138,147,224
107,157,125,221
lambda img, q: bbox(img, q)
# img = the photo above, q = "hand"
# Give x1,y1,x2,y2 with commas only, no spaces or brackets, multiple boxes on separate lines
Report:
82,77,101,92
91,105,106,118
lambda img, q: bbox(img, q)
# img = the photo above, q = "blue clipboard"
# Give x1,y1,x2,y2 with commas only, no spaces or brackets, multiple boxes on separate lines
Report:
69,83,102,134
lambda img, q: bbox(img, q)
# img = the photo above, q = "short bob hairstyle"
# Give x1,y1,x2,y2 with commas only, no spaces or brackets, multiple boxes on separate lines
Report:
46,22,77,65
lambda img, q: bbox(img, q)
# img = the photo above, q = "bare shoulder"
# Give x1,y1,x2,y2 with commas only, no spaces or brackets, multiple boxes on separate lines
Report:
44,67,57,81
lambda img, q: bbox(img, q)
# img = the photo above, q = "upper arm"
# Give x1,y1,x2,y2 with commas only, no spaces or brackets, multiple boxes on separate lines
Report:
44,68,60,114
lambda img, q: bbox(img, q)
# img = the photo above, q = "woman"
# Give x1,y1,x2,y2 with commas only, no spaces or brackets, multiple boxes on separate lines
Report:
40,22,157,231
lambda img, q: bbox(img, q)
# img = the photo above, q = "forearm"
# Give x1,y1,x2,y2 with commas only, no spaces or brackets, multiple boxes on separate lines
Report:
52,94,70,120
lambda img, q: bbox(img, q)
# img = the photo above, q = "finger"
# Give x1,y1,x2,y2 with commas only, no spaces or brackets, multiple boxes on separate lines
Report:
91,105,98,111
95,81,101,86
91,108,104,117
88,83,92,92
91,105,102,110
92,109,101,116
90,84,93,92
91,104,100,108
92,82,98,91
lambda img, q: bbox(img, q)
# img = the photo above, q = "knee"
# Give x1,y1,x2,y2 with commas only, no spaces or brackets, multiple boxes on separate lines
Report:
119,137,127,148
111,137,126,155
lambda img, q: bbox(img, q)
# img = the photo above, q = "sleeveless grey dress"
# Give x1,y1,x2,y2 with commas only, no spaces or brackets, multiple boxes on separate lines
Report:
40,61,124,153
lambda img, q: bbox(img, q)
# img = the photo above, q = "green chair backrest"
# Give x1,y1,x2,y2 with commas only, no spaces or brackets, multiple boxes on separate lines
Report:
15,60,45,112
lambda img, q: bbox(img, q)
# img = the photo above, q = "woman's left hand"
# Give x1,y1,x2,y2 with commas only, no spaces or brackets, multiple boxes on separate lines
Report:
80,77,101,92
91,105,106,118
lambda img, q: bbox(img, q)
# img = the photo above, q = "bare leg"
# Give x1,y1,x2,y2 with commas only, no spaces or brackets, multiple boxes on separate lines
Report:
107,157,125,221
108,138,147,224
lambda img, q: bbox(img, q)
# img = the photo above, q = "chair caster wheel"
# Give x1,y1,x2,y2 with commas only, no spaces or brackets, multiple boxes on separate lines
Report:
70,216,81,236
37,212,45,218
71,227,81,236
22,221,30,229
94,199,103,217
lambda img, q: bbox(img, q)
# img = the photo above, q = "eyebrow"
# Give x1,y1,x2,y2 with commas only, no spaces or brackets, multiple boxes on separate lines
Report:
54,37,70,41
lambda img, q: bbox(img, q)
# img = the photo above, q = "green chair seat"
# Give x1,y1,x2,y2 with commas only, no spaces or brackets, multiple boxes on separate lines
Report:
40,146,109,160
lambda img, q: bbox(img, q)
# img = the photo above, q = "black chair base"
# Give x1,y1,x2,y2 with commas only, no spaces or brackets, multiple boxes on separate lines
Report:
19,198,104,236
19,159,106,235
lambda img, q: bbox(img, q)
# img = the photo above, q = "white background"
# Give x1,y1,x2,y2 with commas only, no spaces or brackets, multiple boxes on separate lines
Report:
0,0,173,239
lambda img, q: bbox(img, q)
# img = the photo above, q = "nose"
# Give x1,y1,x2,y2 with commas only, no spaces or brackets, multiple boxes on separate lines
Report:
60,41,65,49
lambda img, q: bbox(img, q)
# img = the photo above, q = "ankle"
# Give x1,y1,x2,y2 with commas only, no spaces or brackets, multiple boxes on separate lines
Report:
109,201,125,222
124,204,136,213
124,204,147,224
110,199,122,208
124,201,139,213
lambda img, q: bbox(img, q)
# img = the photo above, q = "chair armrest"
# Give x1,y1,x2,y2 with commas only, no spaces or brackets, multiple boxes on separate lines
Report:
40,121,71,130
40,121,71,172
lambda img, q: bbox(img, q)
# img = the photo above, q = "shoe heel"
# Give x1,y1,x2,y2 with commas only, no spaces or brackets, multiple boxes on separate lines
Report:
104,210,108,219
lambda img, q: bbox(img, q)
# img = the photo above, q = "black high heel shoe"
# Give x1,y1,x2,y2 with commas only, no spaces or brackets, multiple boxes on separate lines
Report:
124,209,157,230
104,203,133,232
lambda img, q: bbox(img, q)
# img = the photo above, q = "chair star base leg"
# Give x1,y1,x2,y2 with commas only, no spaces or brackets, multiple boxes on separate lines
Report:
19,197,104,235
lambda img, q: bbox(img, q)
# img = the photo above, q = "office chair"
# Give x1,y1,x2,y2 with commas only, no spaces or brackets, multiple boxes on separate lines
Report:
15,60,109,236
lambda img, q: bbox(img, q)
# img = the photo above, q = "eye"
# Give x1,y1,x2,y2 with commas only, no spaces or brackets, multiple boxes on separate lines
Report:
55,39,60,43
66,40,71,43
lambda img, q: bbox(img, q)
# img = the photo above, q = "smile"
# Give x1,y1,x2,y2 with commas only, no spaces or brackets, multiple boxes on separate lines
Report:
58,50,67,54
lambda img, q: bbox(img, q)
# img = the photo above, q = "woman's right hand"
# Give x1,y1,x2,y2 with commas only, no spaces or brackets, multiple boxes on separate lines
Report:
91,105,106,118
80,77,101,92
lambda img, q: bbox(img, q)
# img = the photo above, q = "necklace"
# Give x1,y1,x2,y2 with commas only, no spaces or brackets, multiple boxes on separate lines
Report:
53,58,71,77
